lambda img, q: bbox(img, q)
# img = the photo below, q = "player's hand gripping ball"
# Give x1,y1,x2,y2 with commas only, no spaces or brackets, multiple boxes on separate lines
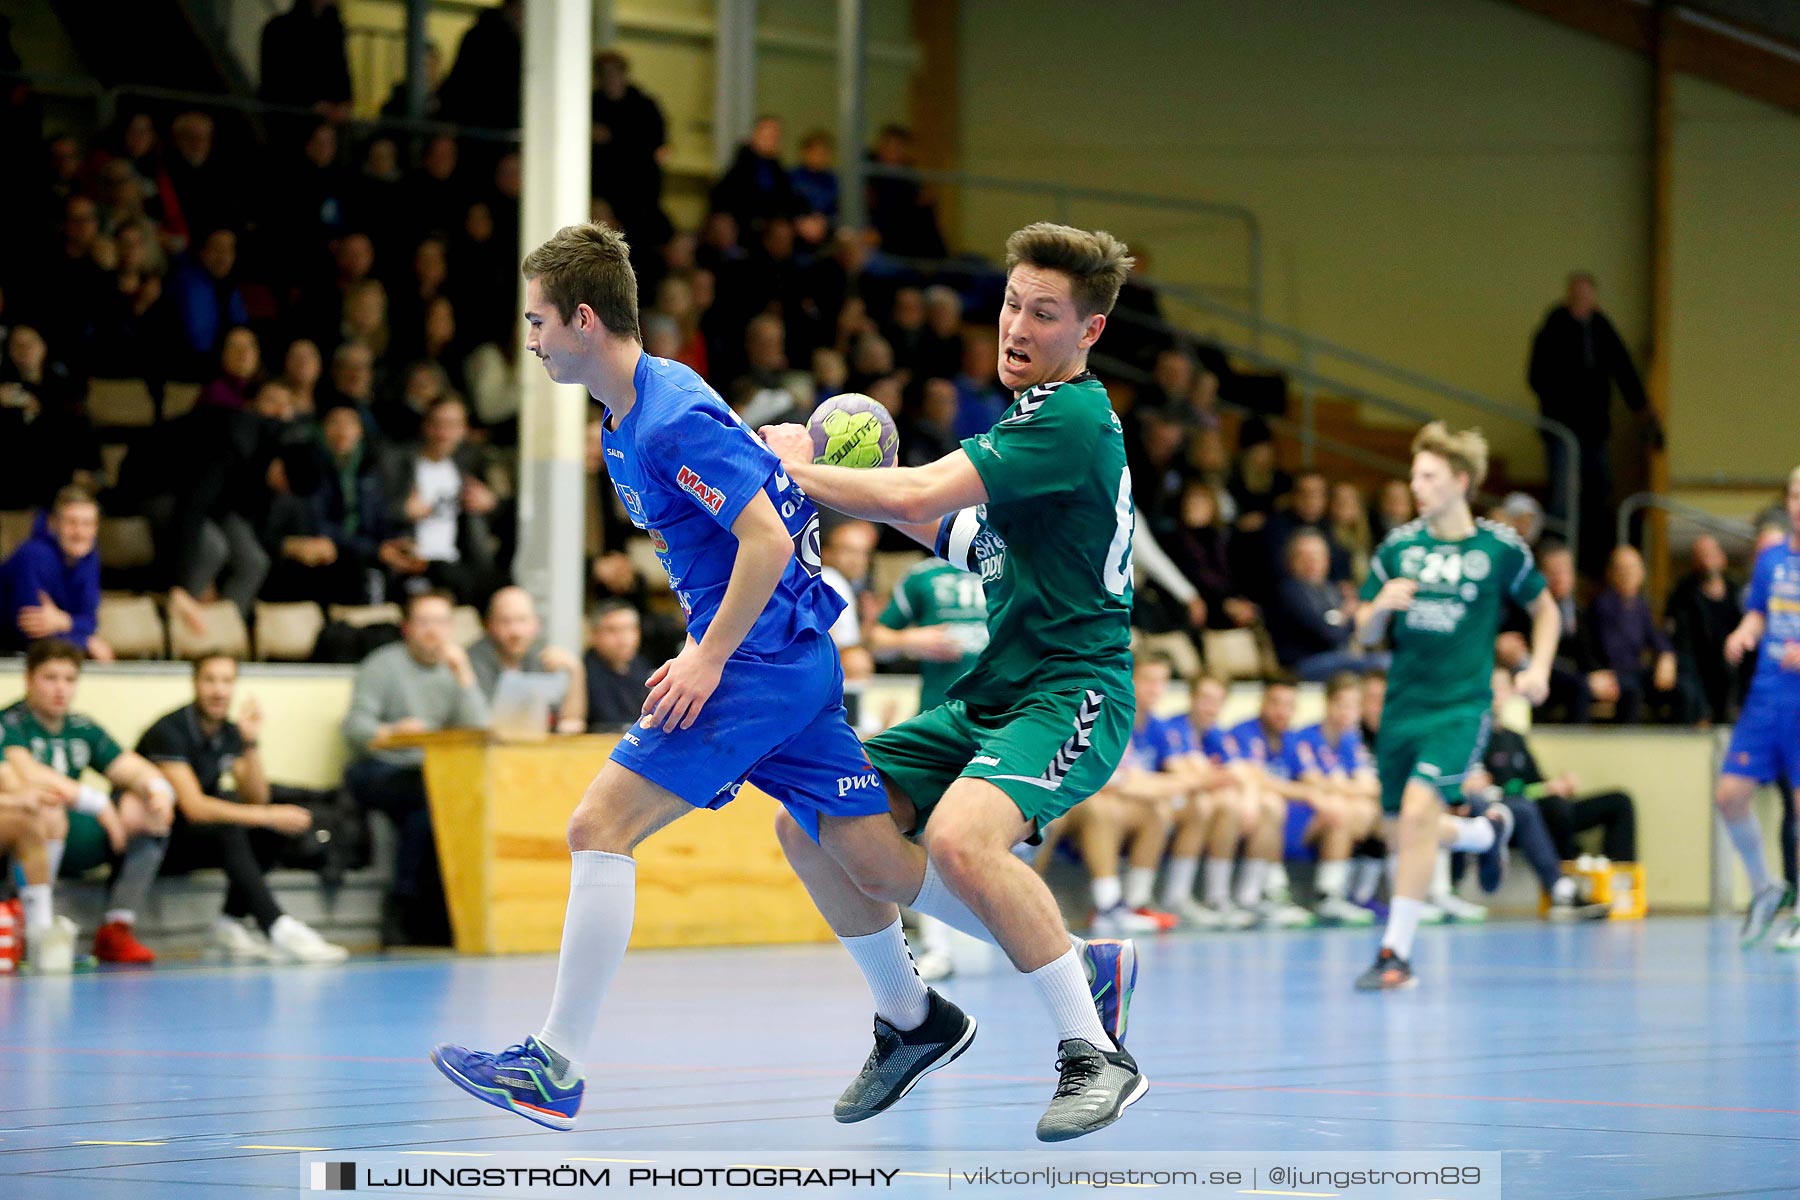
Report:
808,393,900,469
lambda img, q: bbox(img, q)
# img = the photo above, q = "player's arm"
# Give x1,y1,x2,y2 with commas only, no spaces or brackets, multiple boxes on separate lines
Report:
3,745,79,804
1515,588,1562,705
1107,765,1192,804
1356,554,1415,646
642,490,793,732
105,749,176,825
762,430,990,527
157,760,260,826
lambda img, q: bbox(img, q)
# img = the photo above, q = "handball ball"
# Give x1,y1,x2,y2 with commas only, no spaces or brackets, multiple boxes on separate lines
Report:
808,393,899,469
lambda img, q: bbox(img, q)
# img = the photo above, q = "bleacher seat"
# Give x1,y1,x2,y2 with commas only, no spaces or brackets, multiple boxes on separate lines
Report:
1202,627,1265,681
168,600,250,660
0,509,34,558
162,382,201,419
328,602,404,628
253,601,325,661
96,593,166,659
97,515,156,570
451,604,483,648
1134,629,1203,679
86,378,156,428
99,443,129,490
871,550,926,602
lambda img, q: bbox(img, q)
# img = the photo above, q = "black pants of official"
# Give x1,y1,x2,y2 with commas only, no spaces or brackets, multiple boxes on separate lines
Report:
344,758,450,945
1538,791,1637,862
159,816,289,932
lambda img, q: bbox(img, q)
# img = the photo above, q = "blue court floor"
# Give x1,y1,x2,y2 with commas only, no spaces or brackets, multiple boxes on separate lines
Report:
2,916,1797,1199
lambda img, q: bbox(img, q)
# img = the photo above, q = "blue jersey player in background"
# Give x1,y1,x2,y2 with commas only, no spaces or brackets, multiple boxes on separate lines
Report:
430,224,976,1128
1717,468,1800,951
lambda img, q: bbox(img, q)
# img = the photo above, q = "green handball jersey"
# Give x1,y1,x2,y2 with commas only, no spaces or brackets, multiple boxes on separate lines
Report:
0,701,123,780
878,558,990,711
940,372,1135,710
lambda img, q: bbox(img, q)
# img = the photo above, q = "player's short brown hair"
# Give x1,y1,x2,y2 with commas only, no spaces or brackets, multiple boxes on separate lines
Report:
521,223,641,340
51,486,97,515
1003,223,1134,319
1411,421,1489,494
404,589,457,620
26,639,84,675
192,652,238,680
1324,671,1361,700
1135,651,1176,676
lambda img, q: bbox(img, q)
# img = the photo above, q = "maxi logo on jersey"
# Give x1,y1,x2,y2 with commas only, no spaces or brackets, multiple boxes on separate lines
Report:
676,465,726,515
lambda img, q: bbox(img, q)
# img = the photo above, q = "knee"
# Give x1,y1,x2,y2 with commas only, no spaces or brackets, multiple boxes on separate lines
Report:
566,794,631,856
924,824,996,893
40,805,68,840
773,808,830,870
1714,780,1752,820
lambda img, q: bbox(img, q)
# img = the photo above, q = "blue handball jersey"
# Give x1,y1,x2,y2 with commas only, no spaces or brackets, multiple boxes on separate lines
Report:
1743,541,1800,707
1225,717,1304,781
1124,714,1191,773
601,354,841,654
1290,723,1372,779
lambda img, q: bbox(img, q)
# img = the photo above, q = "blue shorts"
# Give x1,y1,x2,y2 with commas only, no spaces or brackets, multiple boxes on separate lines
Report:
608,629,886,841
1722,697,1800,786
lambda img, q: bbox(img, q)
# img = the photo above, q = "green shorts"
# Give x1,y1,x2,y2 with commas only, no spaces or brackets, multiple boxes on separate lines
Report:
864,685,1134,837
1376,705,1493,814
61,810,113,877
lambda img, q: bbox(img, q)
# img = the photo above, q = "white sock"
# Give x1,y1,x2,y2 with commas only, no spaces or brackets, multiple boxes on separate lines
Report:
1449,815,1495,853
21,884,52,933
910,858,1081,953
535,850,637,1075
1551,876,1578,903
103,909,135,927
1351,858,1384,903
1386,854,1400,886
1235,859,1269,909
840,917,930,1029
1123,866,1157,909
1267,862,1290,898
1204,858,1234,908
1383,896,1425,959
1091,875,1123,912
46,839,65,882
1316,859,1350,902
1161,857,1199,907
1430,850,1454,900
1027,947,1114,1050
1724,815,1775,891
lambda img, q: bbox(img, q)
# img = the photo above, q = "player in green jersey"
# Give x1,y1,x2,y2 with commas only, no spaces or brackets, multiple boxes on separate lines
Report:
869,557,988,714
1,640,177,970
1352,423,1560,991
760,223,1147,1140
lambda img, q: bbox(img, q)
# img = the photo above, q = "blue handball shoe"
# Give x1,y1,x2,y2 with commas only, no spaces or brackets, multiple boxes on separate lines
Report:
1081,938,1138,1047
431,1036,584,1130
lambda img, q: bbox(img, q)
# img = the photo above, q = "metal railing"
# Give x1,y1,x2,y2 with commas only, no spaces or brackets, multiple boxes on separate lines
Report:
1616,492,1759,555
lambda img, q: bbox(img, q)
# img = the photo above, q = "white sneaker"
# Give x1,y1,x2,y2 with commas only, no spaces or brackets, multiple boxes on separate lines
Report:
1432,892,1489,923
1775,917,1800,953
1416,900,1448,925
1090,905,1162,937
1316,896,1376,926
31,915,77,974
1257,901,1317,929
915,949,954,982
209,918,277,962
270,916,350,964
1166,895,1224,928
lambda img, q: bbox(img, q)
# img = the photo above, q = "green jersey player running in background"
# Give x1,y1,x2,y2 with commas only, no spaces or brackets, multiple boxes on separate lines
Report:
1353,423,1560,991
761,223,1146,1140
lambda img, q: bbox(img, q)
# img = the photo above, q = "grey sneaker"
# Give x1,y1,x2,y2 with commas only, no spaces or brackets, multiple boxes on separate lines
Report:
834,989,976,1123
1034,1038,1148,1142
1741,883,1788,948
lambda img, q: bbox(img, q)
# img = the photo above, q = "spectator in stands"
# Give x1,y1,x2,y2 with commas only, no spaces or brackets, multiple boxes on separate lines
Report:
264,398,387,605
38,195,110,359
583,600,652,729
729,313,811,428
380,396,496,605
1267,470,1351,584
903,378,962,467
165,112,235,248
1268,531,1384,681
379,42,443,121
279,337,324,419
819,520,877,682
302,230,376,354
389,237,451,357
169,228,248,379
1498,540,1601,724
1,640,177,967
139,653,350,962
1168,481,1258,631
1227,418,1291,601
711,115,794,230
881,286,928,376
404,134,468,243
1329,481,1373,585
590,50,671,267
1667,533,1743,725
789,130,839,223
865,124,945,258
1370,477,1414,543
1589,544,1678,723
339,279,390,367
437,0,522,132
1468,667,1633,919
1528,272,1657,574
466,586,586,732
1,488,108,660
274,121,354,274
95,112,185,251
0,325,98,510
322,339,379,436
258,0,353,124
918,285,965,381
650,275,708,377
1491,492,1546,548
341,589,489,945
1191,428,1235,520
92,219,169,379
197,325,261,412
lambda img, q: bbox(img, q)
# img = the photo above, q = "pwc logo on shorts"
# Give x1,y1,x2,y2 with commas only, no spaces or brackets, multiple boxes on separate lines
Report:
677,465,726,514
836,771,882,798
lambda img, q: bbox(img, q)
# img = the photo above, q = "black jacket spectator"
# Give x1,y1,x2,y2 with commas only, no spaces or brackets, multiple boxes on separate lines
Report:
711,130,794,229
584,647,653,728
437,0,523,131
591,53,670,254
1528,302,1648,445
1667,547,1743,725
258,2,352,115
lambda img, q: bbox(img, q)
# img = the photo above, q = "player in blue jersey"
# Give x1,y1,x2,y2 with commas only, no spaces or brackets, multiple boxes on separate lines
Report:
1222,681,1320,928
1289,673,1382,925
429,225,988,1129
1717,469,1800,951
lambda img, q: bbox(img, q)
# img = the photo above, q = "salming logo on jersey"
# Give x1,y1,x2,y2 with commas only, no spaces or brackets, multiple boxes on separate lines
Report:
1041,690,1104,788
